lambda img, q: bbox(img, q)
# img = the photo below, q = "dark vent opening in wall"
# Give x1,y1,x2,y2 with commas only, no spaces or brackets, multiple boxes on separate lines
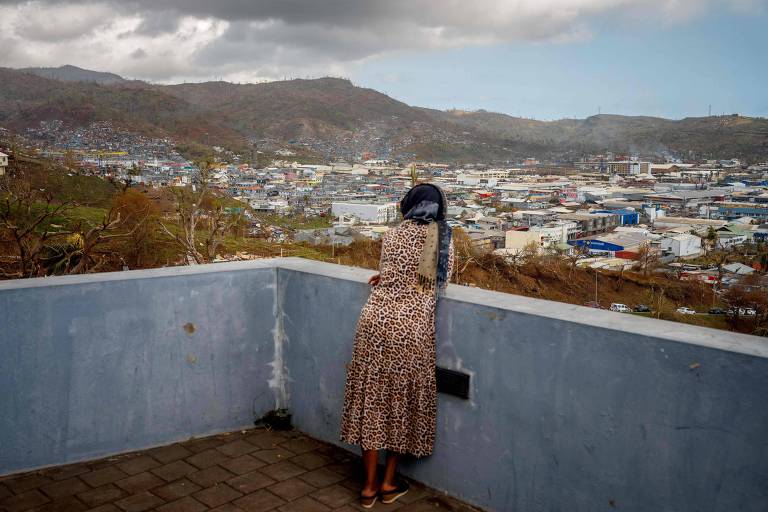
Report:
436,367,470,399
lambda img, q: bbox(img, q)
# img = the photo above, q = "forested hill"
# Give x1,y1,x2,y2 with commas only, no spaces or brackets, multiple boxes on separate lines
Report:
2,66,767,162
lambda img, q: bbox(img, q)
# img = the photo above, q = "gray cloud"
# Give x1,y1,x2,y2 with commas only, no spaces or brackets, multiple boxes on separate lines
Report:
129,47,147,59
132,11,181,36
0,0,764,82
11,2,115,42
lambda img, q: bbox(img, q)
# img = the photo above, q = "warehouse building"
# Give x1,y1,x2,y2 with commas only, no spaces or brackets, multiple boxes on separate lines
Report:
568,231,652,257
331,202,398,224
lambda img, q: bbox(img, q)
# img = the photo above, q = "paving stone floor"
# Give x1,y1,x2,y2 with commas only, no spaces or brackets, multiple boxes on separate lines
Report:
0,427,482,512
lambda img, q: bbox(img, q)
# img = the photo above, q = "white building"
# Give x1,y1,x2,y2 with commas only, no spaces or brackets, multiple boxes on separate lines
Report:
0,152,7,176
331,202,398,224
503,231,544,254
249,199,290,214
503,221,577,254
660,233,702,258
653,217,726,230
615,226,651,236
512,209,559,227
716,233,748,249
604,161,652,175
578,186,611,203
643,204,665,222
531,221,578,245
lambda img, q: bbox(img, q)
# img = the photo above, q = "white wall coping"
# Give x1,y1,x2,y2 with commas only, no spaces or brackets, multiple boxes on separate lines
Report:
277,258,768,360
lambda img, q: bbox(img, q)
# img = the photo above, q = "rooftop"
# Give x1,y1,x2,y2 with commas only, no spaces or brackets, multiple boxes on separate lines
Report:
0,427,477,512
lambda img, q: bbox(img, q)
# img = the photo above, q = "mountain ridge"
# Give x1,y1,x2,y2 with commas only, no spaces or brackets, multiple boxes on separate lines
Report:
18,64,127,84
2,65,767,162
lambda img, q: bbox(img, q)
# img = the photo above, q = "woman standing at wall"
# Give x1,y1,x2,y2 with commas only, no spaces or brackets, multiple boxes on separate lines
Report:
340,183,455,508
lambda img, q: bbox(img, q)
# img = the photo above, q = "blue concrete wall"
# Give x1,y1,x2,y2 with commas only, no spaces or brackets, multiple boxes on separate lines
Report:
277,265,372,442
3,258,768,512
0,262,279,475
277,259,768,512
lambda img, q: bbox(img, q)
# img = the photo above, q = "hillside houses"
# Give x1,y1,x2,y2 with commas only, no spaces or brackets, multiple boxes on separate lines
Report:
4,117,766,289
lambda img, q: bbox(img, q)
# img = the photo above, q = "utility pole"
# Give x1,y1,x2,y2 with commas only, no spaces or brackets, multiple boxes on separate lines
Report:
595,270,598,305
708,104,712,117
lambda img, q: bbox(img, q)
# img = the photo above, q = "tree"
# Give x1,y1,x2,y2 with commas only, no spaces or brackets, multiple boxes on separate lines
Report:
111,189,158,268
159,158,243,264
500,247,527,272
564,244,588,277
450,227,477,284
723,274,768,333
43,207,130,274
648,282,669,319
757,242,768,271
711,250,731,288
0,178,75,278
703,226,717,255
634,242,659,276
523,240,543,261
62,150,79,173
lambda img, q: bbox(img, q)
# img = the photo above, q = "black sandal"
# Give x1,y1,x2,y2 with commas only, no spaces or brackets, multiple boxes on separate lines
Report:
360,491,378,509
380,480,409,504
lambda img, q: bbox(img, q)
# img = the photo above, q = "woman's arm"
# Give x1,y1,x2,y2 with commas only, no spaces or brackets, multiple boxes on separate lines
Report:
368,229,391,286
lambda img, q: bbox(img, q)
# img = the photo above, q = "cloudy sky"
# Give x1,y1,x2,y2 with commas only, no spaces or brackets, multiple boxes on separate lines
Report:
1,0,766,119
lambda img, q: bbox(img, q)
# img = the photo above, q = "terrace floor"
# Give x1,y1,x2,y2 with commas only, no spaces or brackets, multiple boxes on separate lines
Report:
0,428,481,512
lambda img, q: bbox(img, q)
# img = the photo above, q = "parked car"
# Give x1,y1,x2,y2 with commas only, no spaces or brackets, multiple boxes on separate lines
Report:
727,307,757,316
610,303,632,313
634,304,651,313
676,307,696,315
583,301,604,309
709,308,726,315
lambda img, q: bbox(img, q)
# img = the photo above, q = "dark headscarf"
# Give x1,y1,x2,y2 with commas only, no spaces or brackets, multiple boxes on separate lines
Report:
400,183,446,222
400,183,452,296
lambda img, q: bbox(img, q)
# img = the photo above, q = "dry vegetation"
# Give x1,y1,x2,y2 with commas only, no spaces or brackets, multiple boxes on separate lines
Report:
297,228,768,336
326,230,719,318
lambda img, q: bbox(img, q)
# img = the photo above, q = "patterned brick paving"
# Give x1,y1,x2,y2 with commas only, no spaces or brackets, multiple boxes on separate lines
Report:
0,428,482,512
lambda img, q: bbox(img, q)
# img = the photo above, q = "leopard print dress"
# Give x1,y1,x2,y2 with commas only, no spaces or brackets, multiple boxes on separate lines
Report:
340,219,455,457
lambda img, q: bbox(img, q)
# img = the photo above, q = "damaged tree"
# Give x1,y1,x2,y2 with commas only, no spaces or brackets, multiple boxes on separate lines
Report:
46,207,140,274
159,158,243,265
0,179,75,278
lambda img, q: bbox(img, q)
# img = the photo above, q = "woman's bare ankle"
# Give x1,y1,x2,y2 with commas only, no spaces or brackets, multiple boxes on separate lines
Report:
380,481,397,492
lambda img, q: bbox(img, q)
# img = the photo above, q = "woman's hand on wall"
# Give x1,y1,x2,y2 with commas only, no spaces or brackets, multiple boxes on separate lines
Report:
368,274,381,286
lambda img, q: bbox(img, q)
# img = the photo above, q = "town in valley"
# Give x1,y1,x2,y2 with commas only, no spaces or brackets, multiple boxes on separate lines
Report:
2,103,766,334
